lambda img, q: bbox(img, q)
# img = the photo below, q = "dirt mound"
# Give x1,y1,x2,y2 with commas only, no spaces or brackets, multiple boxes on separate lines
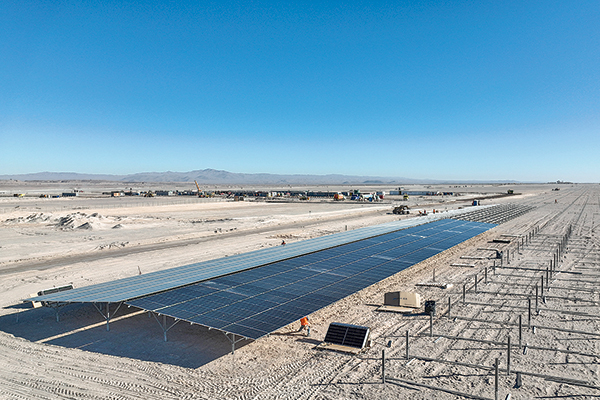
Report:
191,218,232,224
95,241,129,250
268,233,304,239
4,213,52,224
53,212,106,230
26,213,52,222
56,215,75,229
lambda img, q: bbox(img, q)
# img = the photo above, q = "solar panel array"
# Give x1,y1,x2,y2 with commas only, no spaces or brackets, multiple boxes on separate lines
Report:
27,208,480,304
452,203,536,224
127,219,495,339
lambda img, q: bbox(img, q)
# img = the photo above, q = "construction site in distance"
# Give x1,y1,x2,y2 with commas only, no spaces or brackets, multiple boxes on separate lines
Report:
0,182,598,399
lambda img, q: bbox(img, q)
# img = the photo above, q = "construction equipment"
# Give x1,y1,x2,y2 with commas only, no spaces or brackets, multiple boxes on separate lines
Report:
37,284,73,297
333,193,344,201
30,284,74,307
393,205,410,215
194,180,202,197
403,193,409,201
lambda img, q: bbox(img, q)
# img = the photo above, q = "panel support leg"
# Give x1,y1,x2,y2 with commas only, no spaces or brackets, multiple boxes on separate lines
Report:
92,302,124,331
224,332,246,355
47,302,65,322
150,313,180,342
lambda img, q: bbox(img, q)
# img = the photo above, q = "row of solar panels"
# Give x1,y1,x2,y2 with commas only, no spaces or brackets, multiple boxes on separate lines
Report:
453,203,536,224
127,219,496,339
27,207,488,304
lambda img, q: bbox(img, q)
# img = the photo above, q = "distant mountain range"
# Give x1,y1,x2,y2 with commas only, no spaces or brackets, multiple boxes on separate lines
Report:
0,169,519,185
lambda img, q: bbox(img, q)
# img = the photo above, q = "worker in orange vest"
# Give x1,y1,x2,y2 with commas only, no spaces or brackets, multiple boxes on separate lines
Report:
298,316,310,336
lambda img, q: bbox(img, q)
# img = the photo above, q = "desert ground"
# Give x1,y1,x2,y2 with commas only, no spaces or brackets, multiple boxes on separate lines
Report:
0,181,598,399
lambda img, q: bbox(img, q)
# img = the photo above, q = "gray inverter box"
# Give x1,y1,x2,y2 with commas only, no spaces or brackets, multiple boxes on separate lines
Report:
384,291,421,308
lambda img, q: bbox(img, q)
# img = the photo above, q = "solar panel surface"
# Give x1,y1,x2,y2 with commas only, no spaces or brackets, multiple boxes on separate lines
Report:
28,208,486,304
127,219,495,339
324,323,370,348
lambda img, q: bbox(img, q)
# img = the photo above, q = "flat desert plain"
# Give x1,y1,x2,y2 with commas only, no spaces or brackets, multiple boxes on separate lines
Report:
0,182,598,399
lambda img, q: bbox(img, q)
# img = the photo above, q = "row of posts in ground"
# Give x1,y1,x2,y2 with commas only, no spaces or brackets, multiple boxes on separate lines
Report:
379,223,589,399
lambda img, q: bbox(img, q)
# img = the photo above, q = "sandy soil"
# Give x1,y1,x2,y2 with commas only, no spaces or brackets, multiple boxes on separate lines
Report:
0,182,597,399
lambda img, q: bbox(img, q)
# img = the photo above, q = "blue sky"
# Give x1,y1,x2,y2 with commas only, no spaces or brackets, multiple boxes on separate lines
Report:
1,1,599,182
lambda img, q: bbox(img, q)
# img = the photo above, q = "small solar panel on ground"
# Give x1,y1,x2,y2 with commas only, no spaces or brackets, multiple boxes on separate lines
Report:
324,322,370,349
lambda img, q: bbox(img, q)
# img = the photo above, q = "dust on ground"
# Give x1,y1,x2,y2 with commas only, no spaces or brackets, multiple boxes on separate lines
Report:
0,182,597,399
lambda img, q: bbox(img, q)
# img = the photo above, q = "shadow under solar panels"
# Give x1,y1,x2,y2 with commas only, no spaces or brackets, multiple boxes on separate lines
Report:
127,219,495,339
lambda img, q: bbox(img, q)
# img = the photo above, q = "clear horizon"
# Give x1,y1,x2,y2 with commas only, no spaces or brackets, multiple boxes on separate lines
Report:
0,169,584,184
2,1,599,182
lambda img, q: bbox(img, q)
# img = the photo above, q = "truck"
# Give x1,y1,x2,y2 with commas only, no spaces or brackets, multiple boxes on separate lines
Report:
393,205,410,215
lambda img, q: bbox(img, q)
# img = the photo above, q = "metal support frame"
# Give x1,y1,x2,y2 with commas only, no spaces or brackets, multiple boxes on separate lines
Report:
150,312,180,341
224,332,246,354
92,302,124,331
405,330,410,359
381,349,386,384
46,302,68,322
494,358,499,400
